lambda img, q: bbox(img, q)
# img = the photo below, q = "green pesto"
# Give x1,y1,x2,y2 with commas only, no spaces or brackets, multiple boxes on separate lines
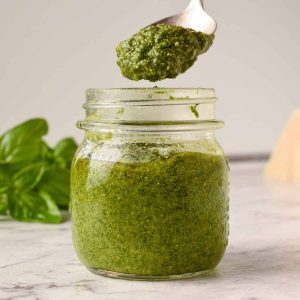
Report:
190,104,200,118
168,96,199,118
71,147,229,276
116,24,215,82
168,96,190,100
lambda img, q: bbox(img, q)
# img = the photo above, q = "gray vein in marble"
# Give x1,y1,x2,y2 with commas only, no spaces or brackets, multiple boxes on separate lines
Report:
0,255,50,270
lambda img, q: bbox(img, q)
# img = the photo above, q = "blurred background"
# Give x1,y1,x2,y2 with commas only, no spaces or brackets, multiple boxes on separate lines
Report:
0,0,299,154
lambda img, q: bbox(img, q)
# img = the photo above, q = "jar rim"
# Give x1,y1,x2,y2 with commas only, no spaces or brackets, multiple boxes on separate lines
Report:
79,88,223,132
85,88,217,107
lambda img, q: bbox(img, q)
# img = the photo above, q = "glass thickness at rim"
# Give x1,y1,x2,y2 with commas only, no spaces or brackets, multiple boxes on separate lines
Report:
85,88,217,106
79,87,223,132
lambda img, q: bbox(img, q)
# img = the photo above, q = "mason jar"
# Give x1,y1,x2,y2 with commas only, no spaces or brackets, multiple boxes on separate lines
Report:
71,88,229,280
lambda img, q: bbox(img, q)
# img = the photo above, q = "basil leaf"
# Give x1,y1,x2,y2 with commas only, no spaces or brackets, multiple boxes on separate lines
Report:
0,167,9,194
0,194,8,215
9,191,61,223
0,162,10,215
37,166,70,208
54,138,77,169
13,163,46,192
2,141,50,165
0,118,77,223
0,119,48,163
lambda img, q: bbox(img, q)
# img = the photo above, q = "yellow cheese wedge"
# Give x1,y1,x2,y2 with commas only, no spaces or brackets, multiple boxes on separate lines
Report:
292,127,300,182
265,109,300,183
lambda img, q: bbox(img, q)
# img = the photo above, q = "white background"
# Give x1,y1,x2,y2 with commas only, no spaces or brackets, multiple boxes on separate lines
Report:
0,0,299,154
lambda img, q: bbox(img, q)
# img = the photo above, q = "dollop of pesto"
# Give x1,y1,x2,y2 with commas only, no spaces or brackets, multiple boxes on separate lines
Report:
116,24,215,82
71,141,229,276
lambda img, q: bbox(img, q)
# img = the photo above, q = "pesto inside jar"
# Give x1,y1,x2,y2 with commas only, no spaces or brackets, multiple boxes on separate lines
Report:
71,138,229,276
116,23,215,82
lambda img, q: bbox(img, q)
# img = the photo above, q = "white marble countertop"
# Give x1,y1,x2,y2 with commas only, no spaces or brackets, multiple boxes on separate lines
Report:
1,162,300,300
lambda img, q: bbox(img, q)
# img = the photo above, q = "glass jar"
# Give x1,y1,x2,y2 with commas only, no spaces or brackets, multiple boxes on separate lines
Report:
71,88,229,280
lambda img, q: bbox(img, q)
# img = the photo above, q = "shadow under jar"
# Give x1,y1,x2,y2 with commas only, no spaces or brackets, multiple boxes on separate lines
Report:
71,88,229,280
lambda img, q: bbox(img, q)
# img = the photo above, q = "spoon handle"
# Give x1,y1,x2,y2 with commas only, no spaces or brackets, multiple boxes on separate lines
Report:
187,0,204,10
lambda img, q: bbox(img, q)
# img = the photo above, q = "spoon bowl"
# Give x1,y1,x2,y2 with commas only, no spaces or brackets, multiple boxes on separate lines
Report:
151,0,217,35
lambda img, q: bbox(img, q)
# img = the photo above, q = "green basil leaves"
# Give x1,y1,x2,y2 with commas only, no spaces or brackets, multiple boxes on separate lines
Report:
0,119,77,223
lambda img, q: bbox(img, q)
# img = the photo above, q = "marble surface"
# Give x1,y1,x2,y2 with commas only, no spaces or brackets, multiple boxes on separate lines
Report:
1,162,300,300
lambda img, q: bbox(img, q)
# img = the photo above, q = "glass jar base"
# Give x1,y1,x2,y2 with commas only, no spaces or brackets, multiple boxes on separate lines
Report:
88,267,214,281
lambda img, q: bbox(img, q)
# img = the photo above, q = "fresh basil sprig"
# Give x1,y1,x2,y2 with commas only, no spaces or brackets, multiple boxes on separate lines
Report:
0,119,78,223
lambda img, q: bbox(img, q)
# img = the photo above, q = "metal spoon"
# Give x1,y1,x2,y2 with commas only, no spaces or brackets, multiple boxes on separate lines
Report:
151,0,217,35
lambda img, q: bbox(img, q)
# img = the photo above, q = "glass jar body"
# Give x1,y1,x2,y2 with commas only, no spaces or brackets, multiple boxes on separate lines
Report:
71,130,229,280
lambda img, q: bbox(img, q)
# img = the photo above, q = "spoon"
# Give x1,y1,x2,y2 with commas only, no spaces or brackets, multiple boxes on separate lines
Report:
151,0,217,35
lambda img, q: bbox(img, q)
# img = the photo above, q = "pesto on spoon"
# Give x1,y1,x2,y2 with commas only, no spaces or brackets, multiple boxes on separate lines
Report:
116,0,216,82
116,24,214,82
